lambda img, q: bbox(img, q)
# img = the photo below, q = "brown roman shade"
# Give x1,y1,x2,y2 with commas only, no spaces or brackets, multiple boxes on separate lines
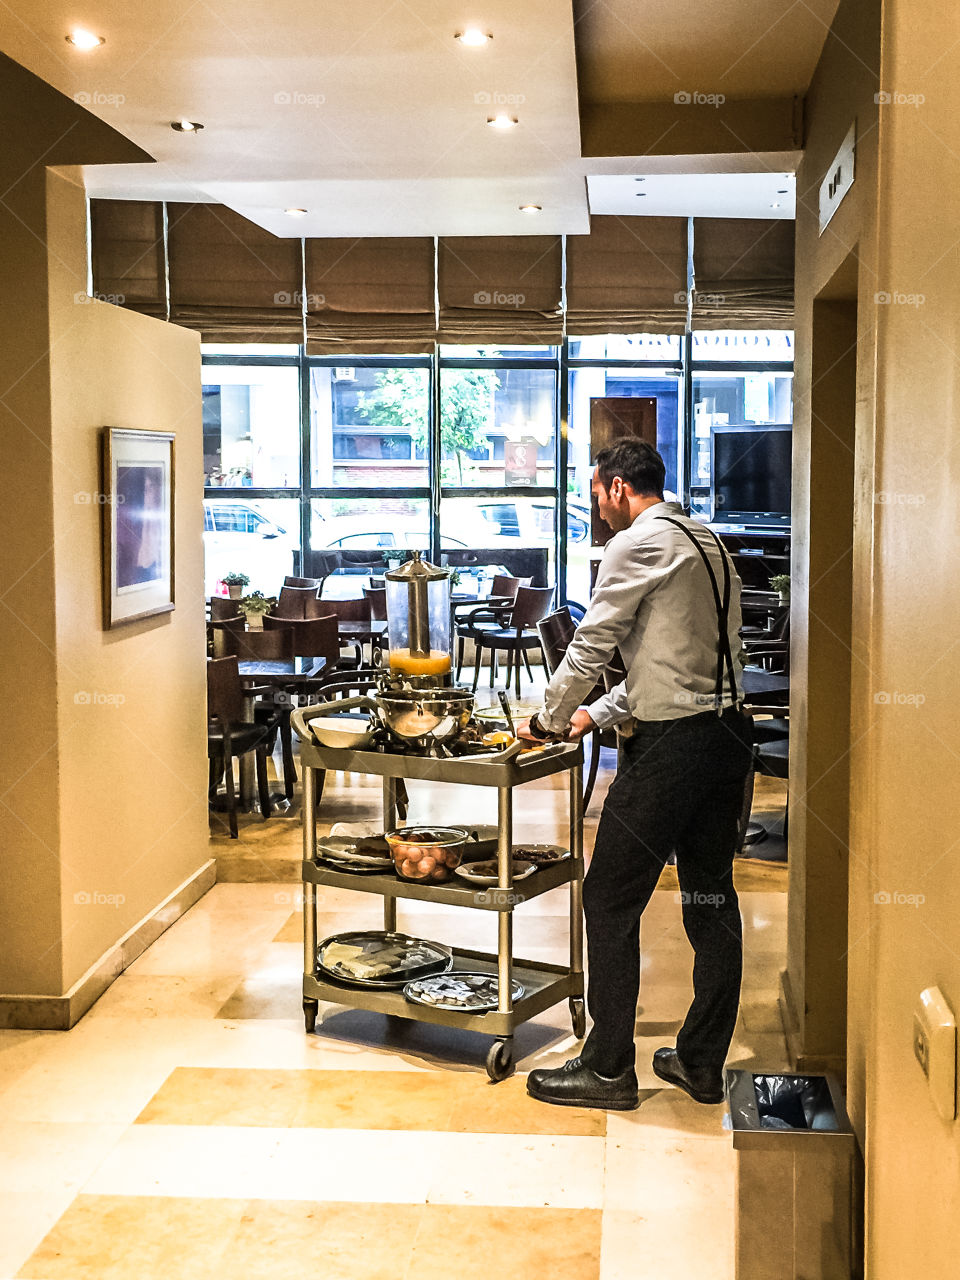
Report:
565,216,688,336
437,236,562,345
304,238,436,354
692,218,795,327
167,203,303,342
90,199,167,318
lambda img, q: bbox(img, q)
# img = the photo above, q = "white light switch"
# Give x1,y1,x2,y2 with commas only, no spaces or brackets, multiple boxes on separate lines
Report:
913,986,957,1121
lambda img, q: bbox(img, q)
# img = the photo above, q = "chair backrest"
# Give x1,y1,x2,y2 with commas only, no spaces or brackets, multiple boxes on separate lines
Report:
323,597,372,623
510,585,555,630
537,608,577,676
490,574,529,600
264,614,338,663
207,656,244,725
209,596,243,621
284,575,320,589
210,617,247,658
221,626,294,661
277,585,320,620
362,586,387,620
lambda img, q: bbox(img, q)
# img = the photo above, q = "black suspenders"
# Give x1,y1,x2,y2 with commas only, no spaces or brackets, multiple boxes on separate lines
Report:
656,517,741,715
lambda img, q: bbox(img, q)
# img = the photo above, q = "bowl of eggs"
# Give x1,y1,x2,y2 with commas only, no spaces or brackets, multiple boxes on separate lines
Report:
385,826,469,883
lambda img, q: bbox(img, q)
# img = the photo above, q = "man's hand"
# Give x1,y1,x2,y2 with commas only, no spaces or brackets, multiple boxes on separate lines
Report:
514,717,540,743
565,708,598,741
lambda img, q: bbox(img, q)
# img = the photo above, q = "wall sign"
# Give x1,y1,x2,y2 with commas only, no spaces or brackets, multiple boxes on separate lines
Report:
819,122,857,234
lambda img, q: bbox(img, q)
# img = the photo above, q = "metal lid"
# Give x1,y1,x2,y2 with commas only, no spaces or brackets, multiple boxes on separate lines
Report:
384,550,449,582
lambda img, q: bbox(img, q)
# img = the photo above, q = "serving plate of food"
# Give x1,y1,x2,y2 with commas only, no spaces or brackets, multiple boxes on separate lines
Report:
315,835,394,874
317,931,452,987
453,859,538,886
510,843,571,866
403,971,524,1012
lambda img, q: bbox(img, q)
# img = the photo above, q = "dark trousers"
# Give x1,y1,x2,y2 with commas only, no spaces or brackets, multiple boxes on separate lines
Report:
580,707,754,1076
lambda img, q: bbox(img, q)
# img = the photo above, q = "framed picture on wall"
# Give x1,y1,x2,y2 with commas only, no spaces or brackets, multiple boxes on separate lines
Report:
101,427,175,628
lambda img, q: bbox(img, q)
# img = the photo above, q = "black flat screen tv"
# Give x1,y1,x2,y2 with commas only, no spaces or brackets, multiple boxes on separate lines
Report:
711,426,792,526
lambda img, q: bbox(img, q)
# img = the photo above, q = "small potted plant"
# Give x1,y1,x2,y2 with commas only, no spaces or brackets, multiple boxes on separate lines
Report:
239,590,273,630
769,574,790,605
222,571,249,601
382,549,405,573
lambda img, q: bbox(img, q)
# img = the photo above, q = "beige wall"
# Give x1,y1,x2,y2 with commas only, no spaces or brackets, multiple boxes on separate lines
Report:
45,168,209,993
796,0,960,1271
0,140,208,1001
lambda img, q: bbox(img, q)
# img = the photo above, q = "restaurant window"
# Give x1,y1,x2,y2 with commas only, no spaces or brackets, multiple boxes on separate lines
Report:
438,365,557,487
202,496,300,597
202,364,300,487
309,363,430,488
310,497,431,597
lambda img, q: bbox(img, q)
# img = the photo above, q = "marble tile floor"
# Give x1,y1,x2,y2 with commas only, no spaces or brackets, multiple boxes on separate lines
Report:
1,697,790,1280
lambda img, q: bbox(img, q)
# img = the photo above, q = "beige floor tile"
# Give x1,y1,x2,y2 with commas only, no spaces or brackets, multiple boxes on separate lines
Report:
410,1205,602,1280
137,1065,605,1137
82,1125,604,1208
601,1205,734,1280
603,1131,736,1216
1,1190,89,1280
0,1122,127,1196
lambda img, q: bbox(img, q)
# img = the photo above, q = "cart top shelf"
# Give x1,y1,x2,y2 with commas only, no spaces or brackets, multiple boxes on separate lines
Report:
293,733,583,786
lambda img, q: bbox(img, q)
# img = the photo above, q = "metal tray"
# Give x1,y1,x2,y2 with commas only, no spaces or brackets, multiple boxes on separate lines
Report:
403,971,525,1012
317,931,452,988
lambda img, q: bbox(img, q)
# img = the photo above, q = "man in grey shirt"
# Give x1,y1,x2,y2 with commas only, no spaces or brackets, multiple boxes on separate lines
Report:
521,438,753,1110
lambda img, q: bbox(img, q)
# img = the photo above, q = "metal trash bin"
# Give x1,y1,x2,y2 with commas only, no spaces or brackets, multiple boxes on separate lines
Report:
726,1070,862,1280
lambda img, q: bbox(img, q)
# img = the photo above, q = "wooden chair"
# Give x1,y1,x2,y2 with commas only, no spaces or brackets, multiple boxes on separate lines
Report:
264,614,339,666
210,617,247,659
738,701,790,855
538,606,618,811
320,597,375,666
454,575,530,679
210,596,243,621
467,585,555,695
362,586,387,621
284,575,320,589
218,627,296,796
277,585,321,620
207,657,276,839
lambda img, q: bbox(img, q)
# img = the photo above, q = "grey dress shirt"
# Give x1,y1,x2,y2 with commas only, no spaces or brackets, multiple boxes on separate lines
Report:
539,501,744,732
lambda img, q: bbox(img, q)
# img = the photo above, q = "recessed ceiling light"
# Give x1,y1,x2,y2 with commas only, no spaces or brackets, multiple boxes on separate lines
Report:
284,208,308,217
171,119,203,133
519,204,542,214
456,29,491,46
66,28,104,50
634,177,646,182
635,192,647,197
487,114,518,130
777,188,789,194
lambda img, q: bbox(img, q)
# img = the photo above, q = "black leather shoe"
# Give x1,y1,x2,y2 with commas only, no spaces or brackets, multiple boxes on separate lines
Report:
526,1055,639,1110
652,1047,724,1104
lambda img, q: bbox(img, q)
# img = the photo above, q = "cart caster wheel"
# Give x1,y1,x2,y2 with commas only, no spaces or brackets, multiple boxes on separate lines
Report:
486,1039,514,1082
570,997,586,1040
303,998,319,1034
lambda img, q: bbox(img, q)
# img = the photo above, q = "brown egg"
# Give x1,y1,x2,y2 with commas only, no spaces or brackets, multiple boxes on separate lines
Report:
417,854,437,874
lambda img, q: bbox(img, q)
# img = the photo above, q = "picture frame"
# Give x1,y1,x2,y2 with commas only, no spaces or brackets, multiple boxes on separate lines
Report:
101,427,175,628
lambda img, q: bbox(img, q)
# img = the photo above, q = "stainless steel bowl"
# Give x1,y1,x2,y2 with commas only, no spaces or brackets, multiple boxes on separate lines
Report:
376,687,474,744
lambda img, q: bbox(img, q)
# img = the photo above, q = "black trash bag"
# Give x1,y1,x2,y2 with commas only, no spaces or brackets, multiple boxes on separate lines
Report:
753,1074,839,1131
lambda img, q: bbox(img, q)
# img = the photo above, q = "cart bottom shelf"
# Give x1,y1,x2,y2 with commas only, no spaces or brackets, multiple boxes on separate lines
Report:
303,945,583,1039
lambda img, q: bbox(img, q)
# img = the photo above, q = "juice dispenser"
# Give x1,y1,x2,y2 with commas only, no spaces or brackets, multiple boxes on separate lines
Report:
384,552,452,682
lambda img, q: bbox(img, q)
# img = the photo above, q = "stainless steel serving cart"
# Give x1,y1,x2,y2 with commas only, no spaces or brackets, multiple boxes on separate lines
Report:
291,708,585,1082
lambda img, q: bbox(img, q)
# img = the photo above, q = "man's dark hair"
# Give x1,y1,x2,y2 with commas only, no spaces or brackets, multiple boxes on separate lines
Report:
594,438,665,499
